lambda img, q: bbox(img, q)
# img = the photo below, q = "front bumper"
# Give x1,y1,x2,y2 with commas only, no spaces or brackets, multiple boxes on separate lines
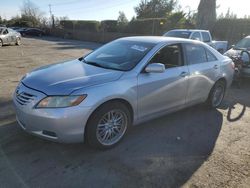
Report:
13,83,92,143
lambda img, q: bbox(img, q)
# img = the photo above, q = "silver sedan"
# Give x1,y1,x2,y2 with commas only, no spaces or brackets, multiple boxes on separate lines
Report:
0,27,21,47
13,37,234,149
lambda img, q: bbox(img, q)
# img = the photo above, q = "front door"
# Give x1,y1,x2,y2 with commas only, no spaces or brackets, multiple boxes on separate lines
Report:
137,43,189,119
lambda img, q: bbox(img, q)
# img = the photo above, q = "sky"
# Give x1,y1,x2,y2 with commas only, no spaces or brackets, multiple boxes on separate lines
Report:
0,0,250,21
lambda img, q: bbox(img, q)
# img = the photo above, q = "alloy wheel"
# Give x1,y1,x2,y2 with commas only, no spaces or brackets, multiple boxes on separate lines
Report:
212,85,225,107
96,109,128,146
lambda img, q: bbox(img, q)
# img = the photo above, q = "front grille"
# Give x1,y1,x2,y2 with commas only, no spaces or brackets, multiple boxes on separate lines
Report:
15,91,36,105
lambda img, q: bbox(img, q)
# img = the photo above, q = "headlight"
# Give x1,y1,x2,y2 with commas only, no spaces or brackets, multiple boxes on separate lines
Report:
36,95,87,108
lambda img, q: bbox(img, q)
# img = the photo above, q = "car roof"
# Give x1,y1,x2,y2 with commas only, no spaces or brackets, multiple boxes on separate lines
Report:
118,36,200,45
168,29,209,33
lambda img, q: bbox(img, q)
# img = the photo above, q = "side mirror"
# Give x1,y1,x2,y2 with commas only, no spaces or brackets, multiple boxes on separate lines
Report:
231,45,235,49
145,63,165,73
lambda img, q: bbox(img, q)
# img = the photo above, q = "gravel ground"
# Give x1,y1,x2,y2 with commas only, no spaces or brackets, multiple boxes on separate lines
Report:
0,37,249,188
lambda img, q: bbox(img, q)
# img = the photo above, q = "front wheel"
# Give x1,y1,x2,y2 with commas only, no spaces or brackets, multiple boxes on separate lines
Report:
86,102,131,149
207,80,226,108
16,38,21,46
0,40,2,47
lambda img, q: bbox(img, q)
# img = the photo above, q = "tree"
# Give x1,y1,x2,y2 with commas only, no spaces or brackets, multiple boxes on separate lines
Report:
117,11,128,32
134,0,177,19
197,0,216,29
117,11,128,24
20,0,44,27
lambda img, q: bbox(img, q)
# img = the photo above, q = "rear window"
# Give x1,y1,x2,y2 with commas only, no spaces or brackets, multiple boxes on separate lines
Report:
206,49,218,62
201,32,211,42
184,43,207,65
164,31,191,39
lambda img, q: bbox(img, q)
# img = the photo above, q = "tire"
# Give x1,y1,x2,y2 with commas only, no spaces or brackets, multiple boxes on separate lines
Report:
0,39,2,47
207,80,226,108
16,38,21,46
86,102,132,150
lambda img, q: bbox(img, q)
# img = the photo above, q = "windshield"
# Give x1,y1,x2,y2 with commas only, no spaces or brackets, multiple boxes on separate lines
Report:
235,37,250,49
83,40,155,71
164,31,191,39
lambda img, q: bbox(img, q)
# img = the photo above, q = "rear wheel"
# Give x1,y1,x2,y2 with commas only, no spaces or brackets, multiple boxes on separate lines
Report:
0,39,2,47
207,80,226,108
86,102,131,149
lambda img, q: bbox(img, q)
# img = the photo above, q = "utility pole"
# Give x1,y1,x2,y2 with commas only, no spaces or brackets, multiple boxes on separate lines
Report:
49,4,52,18
48,4,55,28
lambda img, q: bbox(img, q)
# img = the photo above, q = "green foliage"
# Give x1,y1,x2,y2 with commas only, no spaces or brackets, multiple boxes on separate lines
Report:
60,20,100,32
117,12,128,23
212,18,250,44
126,12,195,35
135,0,177,19
20,0,44,27
217,8,237,19
117,11,129,32
100,20,118,32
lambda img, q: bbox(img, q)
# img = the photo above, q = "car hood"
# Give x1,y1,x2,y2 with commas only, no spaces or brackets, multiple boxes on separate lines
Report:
22,59,124,95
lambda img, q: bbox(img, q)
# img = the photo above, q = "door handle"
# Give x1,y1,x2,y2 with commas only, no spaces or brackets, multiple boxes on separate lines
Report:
214,65,219,69
180,72,189,77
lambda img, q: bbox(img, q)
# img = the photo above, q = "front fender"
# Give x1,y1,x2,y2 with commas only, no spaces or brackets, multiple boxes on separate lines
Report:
71,77,138,122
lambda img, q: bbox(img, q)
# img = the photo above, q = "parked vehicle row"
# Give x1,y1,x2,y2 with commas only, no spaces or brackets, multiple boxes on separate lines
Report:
18,28,45,37
0,27,45,47
164,29,228,54
224,36,250,78
163,29,250,78
13,36,234,149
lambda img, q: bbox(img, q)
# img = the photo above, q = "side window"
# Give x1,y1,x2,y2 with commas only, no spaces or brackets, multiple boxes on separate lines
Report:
150,44,183,69
206,48,218,62
191,32,202,41
3,29,8,35
184,43,207,65
201,32,211,42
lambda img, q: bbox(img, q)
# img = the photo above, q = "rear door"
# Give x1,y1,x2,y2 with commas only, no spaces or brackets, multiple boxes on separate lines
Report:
183,43,220,105
137,43,189,119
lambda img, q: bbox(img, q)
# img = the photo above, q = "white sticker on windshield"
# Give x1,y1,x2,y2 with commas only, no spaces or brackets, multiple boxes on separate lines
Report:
131,45,148,52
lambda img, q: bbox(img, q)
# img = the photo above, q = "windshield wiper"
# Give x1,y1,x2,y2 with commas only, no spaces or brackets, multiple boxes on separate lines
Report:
82,59,105,69
82,58,124,71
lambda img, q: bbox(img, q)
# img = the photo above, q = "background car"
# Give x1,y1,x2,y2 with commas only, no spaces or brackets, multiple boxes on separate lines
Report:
21,28,45,37
13,37,234,149
0,27,21,47
224,36,250,77
164,29,228,54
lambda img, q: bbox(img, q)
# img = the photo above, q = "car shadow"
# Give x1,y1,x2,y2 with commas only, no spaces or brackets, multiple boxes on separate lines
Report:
219,78,250,122
0,104,223,188
24,36,102,50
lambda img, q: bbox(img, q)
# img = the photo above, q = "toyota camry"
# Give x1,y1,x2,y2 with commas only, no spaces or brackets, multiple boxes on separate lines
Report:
13,37,234,149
